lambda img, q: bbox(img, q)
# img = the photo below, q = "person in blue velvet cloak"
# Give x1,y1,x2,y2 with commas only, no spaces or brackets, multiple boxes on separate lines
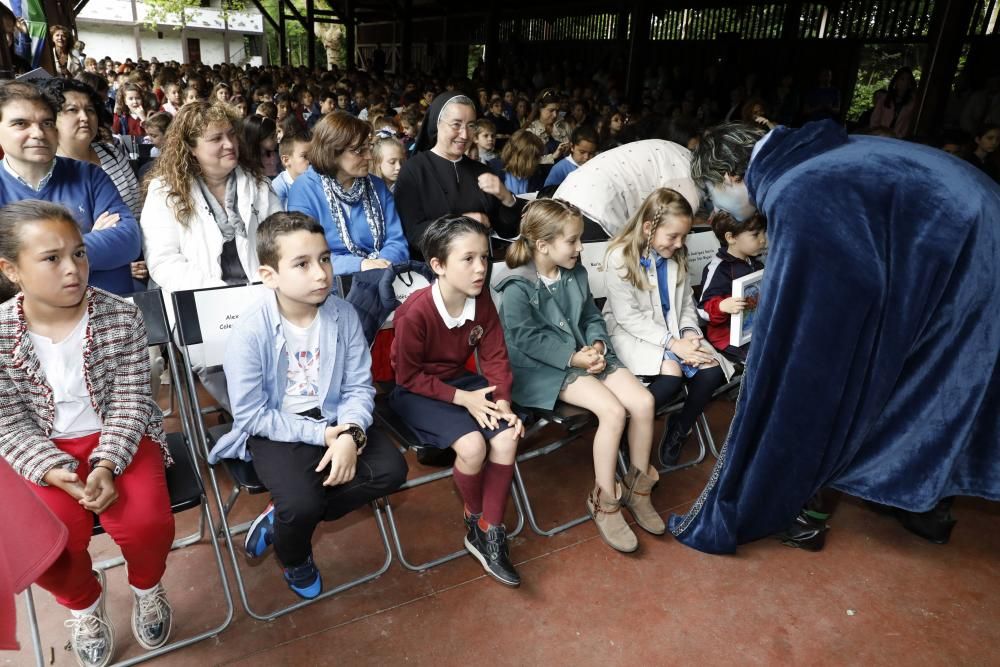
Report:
669,119,1000,554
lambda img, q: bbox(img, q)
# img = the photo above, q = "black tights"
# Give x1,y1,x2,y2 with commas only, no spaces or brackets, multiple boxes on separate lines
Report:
647,365,726,433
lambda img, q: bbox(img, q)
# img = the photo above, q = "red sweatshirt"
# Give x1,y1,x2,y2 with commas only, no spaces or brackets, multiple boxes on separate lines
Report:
391,286,513,403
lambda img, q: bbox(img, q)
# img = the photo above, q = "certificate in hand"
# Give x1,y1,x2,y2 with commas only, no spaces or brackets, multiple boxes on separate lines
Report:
730,269,764,347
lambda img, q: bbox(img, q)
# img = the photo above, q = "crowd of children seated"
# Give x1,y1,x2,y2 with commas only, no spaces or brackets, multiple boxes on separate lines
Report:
0,45,997,667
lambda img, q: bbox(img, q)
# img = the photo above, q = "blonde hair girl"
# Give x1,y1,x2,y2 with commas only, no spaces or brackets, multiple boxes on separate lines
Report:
371,134,406,191
495,199,661,554
498,129,545,195
603,188,731,468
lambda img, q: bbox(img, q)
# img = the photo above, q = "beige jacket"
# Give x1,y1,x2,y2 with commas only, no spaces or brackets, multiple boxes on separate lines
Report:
602,245,735,379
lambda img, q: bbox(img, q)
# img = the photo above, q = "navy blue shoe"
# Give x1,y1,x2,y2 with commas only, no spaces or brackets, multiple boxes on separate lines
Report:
244,502,275,559
282,555,323,599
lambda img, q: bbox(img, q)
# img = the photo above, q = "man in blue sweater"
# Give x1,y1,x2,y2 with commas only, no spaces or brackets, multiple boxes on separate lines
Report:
0,82,140,295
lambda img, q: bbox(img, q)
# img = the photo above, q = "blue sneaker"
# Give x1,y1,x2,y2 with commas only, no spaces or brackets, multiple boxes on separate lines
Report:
282,555,323,599
244,502,275,559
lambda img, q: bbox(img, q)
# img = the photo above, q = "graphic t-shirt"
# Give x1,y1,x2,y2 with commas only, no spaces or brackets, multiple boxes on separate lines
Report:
281,314,322,413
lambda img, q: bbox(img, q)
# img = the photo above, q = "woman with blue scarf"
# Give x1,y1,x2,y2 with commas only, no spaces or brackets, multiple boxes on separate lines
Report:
288,112,408,274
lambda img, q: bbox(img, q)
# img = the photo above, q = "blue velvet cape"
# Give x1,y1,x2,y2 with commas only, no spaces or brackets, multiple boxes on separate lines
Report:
669,120,1000,554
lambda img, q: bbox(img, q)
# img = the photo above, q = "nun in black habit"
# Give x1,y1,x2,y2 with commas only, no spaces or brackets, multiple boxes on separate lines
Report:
394,92,525,257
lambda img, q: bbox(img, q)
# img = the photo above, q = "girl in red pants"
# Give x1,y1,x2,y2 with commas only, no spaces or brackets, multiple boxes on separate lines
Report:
0,200,175,667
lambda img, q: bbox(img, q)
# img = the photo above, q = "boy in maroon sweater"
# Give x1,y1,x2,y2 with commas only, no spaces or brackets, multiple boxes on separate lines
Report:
390,216,524,586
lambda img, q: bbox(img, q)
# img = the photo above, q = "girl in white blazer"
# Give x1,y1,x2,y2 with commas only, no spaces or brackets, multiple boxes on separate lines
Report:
603,188,733,468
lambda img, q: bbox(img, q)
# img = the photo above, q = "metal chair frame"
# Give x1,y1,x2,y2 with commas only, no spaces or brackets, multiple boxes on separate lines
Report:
171,284,393,622
22,289,234,667
372,388,525,572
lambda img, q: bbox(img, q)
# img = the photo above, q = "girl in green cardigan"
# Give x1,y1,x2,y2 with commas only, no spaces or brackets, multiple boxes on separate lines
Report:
493,199,661,554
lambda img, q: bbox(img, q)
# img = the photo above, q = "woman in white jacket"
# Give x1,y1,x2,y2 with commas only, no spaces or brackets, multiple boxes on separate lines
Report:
603,188,733,467
141,101,281,298
140,101,281,408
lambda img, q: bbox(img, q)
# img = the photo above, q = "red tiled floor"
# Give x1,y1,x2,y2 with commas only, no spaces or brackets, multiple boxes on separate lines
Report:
6,394,999,666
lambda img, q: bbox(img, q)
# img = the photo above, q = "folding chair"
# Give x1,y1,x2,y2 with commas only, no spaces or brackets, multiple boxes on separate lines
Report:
22,288,233,667
489,257,629,538
336,270,525,572
171,283,393,621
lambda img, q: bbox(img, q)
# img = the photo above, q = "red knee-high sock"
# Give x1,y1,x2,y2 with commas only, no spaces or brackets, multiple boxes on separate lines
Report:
480,462,515,528
452,466,485,516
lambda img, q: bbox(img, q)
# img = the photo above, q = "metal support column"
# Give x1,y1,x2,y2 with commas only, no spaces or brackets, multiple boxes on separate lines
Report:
624,0,651,106
306,0,316,69
400,0,412,74
915,0,977,136
278,0,288,65
345,0,355,69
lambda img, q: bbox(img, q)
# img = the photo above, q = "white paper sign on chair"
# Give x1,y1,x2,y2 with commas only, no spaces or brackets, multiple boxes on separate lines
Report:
192,284,268,366
579,241,609,299
381,271,431,330
686,230,722,287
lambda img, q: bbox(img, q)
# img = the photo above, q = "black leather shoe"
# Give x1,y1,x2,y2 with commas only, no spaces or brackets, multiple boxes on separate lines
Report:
657,419,687,469
776,510,828,551
895,499,956,545
465,523,520,587
463,512,483,551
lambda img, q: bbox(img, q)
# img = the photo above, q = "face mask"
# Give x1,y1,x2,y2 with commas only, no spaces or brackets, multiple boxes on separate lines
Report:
707,181,756,221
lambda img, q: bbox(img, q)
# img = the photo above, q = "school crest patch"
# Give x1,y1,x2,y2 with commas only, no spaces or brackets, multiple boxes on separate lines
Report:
468,324,485,347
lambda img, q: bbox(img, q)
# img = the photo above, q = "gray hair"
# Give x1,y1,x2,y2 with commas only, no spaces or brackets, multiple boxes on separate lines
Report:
691,122,767,184
436,95,475,127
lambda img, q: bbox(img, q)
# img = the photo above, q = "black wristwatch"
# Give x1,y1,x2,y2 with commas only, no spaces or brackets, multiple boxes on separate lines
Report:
343,423,367,449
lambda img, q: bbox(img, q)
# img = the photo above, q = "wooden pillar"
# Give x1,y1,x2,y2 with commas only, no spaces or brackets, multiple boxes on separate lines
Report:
305,0,315,69
625,0,651,106
616,7,629,41
484,1,499,84
400,0,412,74
915,0,977,136
278,0,288,66
344,0,355,69
781,1,802,40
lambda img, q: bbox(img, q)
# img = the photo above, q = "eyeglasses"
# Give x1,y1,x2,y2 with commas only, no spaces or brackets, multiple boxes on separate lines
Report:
347,144,372,157
441,121,477,134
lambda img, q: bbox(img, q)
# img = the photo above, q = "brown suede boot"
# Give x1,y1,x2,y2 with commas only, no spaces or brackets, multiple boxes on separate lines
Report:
622,465,666,535
587,482,639,553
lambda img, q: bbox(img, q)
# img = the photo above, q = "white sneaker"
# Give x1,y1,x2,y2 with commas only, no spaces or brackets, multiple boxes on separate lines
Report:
131,583,173,650
64,570,115,667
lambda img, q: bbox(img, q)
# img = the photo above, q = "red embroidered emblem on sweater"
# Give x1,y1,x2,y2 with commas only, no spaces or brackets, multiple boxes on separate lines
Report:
468,325,484,347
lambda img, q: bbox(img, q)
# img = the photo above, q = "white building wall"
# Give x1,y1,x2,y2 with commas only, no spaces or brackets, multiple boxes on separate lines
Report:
78,24,252,65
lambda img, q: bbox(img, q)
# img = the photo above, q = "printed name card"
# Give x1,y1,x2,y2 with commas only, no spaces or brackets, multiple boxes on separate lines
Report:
580,240,609,299
686,230,721,287
194,284,268,365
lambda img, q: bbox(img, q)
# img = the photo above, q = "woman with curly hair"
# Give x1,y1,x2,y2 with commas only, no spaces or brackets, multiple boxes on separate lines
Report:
139,101,281,297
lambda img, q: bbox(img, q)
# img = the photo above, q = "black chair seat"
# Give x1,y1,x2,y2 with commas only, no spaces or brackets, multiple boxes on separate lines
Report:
522,401,596,431
93,432,203,536
222,458,267,494
373,390,431,449
206,422,268,494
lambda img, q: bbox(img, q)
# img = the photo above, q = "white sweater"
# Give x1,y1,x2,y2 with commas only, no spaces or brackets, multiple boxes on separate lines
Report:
140,166,281,298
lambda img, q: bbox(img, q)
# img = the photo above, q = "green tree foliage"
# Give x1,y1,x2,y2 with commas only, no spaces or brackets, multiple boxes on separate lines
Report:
259,0,328,67
143,0,248,30
848,43,926,120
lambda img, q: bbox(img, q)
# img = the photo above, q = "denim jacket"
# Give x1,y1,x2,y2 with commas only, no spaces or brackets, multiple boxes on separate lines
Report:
208,290,375,463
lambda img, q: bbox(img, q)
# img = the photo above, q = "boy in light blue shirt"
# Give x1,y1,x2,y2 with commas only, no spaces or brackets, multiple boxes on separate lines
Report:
271,131,312,210
544,125,599,189
210,211,406,599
